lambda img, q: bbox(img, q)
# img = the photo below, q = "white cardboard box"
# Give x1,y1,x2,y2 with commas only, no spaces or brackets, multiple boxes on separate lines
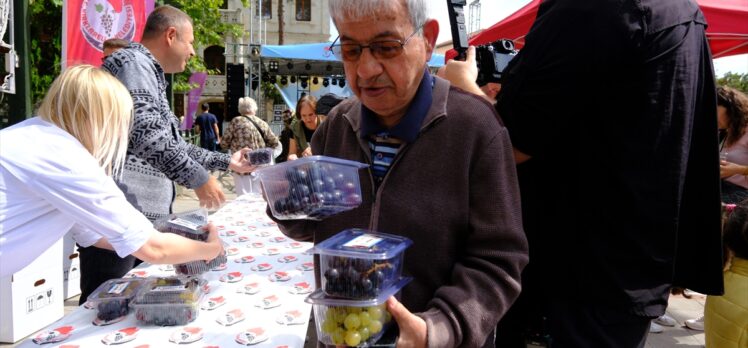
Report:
0,239,64,343
62,232,81,299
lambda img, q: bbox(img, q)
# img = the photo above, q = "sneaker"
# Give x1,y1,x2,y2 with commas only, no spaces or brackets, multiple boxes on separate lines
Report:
654,314,677,327
649,322,664,333
685,316,704,331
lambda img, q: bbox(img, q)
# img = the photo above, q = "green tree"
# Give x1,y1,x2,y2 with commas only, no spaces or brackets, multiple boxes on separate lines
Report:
717,72,748,94
162,0,248,92
29,0,63,105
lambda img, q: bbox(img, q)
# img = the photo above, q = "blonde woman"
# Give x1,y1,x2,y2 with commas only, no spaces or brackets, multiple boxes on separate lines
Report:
0,65,223,277
221,97,279,195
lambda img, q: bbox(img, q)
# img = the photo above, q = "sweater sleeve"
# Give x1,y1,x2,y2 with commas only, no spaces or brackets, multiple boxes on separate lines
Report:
108,54,229,189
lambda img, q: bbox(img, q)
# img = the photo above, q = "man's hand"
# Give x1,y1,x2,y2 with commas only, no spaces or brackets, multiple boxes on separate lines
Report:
441,46,492,102
229,148,256,174
387,297,427,348
194,176,225,209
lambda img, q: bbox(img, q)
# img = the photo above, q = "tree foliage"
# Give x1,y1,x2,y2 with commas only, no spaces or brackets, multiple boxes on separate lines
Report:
29,0,63,105
717,72,748,94
25,0,246,102
162,0,248,92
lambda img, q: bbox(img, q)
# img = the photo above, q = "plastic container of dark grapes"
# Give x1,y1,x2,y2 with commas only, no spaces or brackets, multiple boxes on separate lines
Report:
311,229,413,300
153,209,224,275
87,278,149,322
129,276,203,326
306,277,411,347
245,147,275,167
256,156,369,220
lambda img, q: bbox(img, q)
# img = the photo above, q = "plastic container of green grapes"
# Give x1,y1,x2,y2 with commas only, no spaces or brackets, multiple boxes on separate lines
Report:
305,277,411,347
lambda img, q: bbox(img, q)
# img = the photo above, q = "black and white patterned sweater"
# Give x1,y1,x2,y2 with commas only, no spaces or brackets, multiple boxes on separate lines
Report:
103,43,229,221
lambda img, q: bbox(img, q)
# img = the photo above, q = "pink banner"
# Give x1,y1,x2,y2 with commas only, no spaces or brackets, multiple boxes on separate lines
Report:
63,0,155,68
183,72,209,130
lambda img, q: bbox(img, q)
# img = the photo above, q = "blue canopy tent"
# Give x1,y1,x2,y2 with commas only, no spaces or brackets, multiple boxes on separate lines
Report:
259,42,445,110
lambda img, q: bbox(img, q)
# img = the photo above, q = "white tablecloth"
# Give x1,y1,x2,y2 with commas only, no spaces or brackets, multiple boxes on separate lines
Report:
18,194,315,348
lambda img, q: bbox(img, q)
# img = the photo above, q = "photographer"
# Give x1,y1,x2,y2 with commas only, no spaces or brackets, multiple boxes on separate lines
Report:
443,0,724,346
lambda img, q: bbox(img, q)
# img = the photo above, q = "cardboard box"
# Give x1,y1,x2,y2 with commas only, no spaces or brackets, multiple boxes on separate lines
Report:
0,239,64,343
62,232,81,299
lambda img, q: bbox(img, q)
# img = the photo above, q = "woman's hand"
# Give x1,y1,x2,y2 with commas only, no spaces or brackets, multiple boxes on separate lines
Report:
720,160,748,178
229,148,256,174
203,223,223,262
302,147,313,157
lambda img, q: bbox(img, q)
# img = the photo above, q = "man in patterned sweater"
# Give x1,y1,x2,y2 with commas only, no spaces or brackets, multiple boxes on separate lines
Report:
76,5,254,303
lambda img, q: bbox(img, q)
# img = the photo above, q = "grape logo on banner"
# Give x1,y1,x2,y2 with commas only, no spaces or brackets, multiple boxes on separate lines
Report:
80,0,136,51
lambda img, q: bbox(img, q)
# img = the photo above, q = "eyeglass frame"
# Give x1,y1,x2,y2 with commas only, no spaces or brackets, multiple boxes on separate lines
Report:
328,25,424,62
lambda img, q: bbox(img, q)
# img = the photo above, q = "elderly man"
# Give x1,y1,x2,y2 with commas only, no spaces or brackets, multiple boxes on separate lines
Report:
272,0,528,347
76,5,253,304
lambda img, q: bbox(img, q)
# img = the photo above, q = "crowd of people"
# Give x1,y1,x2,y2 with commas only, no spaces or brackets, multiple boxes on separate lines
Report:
0,0,746,347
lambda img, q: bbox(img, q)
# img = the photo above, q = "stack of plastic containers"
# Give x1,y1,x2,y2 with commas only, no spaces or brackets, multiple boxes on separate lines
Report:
153,209,227,275
256,156,369,220
129,276,204,326
306,229,413,347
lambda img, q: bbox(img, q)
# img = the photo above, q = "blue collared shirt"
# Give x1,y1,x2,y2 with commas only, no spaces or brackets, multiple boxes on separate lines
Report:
360,68,434,143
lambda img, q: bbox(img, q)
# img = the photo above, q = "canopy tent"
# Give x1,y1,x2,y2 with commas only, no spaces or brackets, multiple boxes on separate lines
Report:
261,42,446,77
259,42,445,111
446,0,748,61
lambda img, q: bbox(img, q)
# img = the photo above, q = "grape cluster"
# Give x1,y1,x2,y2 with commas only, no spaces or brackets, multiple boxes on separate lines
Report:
271,163,362,220
322,256,395,299
131,277,202,326
246,148,273,166
319,305,391,346
100,11,114,37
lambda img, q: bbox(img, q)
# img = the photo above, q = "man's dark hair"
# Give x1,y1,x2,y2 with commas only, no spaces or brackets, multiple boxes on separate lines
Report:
141,5,193,41
103,38,129,50
202,103,210,111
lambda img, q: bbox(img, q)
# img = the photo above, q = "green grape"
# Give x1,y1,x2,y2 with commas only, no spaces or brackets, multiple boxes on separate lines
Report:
358,326,371,341
325,308,336,322
322,318,337,334
332,327,346,345
350,307,362,314
358,311,372,326
368,320,383,334
368,306,383,320
345,330,362,346
344,313,361,330
334,307,348,323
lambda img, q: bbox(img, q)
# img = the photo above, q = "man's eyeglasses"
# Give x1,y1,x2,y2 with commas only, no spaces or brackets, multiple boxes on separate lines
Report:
329,25,422,62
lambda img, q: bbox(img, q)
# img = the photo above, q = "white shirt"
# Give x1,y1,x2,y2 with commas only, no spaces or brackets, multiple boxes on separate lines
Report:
0,117,153,277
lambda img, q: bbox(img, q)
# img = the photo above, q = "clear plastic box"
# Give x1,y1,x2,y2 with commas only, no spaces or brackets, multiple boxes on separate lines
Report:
245,148,275,166
311,229,412,299
130,276,203,326
153,209,224,275
256,156,368,220
305,277,411,347
87,278,148,322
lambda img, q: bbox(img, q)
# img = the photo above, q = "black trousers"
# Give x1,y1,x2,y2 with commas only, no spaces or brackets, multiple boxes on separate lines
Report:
77,245,140,305
496,298,650,348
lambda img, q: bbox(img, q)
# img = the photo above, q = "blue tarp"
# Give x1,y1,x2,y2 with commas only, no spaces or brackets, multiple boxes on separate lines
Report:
260,42,445,68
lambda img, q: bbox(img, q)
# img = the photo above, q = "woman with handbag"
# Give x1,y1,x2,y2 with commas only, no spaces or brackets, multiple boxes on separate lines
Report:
221,97,280,195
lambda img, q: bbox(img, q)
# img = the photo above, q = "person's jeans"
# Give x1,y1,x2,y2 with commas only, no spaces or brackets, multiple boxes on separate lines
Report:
201,138,217,151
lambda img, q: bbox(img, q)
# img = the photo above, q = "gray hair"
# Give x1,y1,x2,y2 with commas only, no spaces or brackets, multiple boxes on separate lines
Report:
141,5,193,40
329,0,428,34
238,97,258,115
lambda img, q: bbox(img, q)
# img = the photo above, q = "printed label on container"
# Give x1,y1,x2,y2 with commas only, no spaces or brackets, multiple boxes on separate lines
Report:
107,282,129,295
151,285,185,292
343,234,383,249
171,217,202,231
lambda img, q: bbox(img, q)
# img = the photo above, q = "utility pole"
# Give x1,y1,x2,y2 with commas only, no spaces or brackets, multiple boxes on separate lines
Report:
277,0,284,45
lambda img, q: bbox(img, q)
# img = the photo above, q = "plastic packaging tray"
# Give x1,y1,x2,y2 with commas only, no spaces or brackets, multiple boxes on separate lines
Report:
246,148,275,166
310,229,412,299
130,276,203,326
87,278,148,321
256,156,368,220
306,277,411,347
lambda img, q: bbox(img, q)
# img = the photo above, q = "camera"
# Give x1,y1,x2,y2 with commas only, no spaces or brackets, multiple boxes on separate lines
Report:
446,0,517,86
